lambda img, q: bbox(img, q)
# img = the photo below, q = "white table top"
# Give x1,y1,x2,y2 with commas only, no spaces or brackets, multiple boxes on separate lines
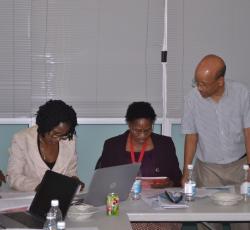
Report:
123,196,250,222
67,190,250,229
66,206,132,230
0,185,132,230
1,186,250,229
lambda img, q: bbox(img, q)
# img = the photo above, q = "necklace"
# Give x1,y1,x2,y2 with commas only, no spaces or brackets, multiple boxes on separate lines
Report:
129,134,148,163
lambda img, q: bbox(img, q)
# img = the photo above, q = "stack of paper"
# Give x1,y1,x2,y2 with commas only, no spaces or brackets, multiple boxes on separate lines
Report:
142,190,189,210
0,191,34,212
157,194,188,209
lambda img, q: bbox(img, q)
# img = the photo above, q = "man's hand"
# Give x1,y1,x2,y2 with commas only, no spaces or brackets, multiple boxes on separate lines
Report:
181,171,189,188
247,167,250,182
0,170,6,186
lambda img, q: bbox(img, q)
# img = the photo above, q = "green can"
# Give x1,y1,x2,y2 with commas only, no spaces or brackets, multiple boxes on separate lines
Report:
106,192,119,216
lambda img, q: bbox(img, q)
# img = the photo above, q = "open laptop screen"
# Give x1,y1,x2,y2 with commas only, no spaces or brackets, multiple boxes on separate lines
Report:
84,163,140,206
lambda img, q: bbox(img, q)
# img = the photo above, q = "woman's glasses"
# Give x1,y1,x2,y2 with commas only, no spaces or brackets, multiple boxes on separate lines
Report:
130,127,152,136
48,131,69,140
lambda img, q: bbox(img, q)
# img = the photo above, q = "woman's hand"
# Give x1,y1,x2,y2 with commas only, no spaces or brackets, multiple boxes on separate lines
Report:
35,183,41,192
0,170,6,186
71,176,85,191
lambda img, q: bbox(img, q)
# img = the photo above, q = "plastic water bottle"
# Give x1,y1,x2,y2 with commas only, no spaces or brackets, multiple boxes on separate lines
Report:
184,164,196,202
49,199,63,222
43,212,57,230
131,179,141,200
240,164,249,202
57,221,66,230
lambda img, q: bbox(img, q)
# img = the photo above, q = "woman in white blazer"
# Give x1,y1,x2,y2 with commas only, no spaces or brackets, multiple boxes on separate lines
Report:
7,100,84,192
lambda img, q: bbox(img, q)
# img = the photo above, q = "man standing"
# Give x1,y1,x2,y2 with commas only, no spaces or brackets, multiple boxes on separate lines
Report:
181,54,250,230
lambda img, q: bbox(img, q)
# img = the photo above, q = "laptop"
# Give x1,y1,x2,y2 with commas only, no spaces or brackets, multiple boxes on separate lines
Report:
79,163,140,207
0,170,80,228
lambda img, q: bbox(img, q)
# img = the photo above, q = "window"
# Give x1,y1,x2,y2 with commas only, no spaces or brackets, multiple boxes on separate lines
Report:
0,0,164,118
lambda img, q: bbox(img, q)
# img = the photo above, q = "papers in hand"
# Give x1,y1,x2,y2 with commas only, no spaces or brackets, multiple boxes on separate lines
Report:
136,177,168,180
137,177,169,189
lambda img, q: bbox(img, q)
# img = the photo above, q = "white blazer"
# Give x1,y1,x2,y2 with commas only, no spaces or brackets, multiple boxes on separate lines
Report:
7,125,78,191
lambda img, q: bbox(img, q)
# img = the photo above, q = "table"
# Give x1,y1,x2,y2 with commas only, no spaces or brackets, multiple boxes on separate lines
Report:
0,184,132,230
68,191,250,230
66,206,132,230
1,186,250,230
124,196,250,222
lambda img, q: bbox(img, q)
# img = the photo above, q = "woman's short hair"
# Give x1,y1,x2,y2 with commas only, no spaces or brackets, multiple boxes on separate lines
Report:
125,101,156,123
36,100,77,140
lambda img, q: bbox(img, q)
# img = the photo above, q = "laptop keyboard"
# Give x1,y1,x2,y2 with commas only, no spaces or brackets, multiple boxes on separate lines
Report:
4,212,44,228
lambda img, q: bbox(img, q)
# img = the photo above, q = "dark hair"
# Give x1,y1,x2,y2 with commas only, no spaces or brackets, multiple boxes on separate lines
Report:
125,101,156,123
36,100,77,140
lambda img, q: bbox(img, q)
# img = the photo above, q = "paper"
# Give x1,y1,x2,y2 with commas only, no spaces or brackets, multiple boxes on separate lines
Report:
138,177,170,189
149,186,235,199
0,191,35,200
141,186,236,210
158,194,189,209
196,186,235,198
0,198,32,212
141,189,188,210
0,190,34,212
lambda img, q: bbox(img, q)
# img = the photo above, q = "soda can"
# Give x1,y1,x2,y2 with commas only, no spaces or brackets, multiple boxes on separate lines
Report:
106,193,119,216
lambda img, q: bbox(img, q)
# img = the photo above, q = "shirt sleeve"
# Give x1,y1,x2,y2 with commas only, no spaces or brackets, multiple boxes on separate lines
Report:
65,139,78,177
242,89,250,128
181,92,197,134
166,138,183,187
7,134,39,191
98,140,113,168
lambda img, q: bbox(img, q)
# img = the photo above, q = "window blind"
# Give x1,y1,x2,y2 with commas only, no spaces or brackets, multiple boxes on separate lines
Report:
0,0,32,118
0,0,164,118
167,0,250,118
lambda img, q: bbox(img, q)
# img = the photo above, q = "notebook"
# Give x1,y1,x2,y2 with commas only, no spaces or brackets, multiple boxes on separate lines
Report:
0,170,80,228
80,163,140,207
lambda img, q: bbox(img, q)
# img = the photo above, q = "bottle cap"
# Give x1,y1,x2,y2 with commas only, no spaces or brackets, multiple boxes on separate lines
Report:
187,164,193,170
51,199,59,207
135,179,141,184
243,164,249,170
57,221,65,229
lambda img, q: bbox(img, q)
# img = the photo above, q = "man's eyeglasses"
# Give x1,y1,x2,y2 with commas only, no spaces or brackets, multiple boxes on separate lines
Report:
192,78,219,89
